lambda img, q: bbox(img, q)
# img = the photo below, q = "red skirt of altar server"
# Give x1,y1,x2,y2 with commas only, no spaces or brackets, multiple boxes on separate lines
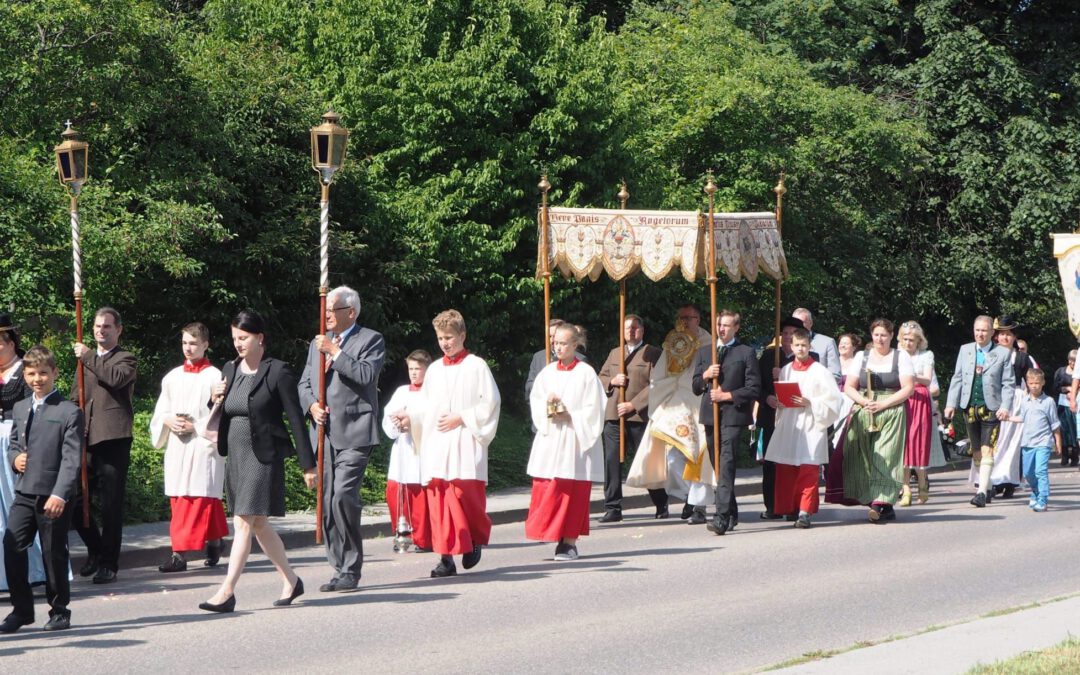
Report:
425,479,491,555
774,464,821,516
385,480,431,550
169,496,229,551
525,478,592,542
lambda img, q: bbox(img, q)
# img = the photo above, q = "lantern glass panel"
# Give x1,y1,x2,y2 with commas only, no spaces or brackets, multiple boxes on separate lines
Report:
331,134,347,166
58,151,73,181
315,133,330,166
73,148,87,180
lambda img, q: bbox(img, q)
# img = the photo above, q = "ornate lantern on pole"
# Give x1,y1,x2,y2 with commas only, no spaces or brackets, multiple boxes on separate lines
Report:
54,121,91,527
310,110,349,545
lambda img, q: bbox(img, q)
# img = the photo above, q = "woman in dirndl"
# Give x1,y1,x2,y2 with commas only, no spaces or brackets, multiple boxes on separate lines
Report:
841,319,914,523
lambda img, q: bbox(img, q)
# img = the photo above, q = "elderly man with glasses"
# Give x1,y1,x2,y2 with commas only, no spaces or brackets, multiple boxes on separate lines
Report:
298,286,386,592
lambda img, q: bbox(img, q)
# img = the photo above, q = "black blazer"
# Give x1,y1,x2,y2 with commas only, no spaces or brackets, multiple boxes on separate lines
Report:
6,391,84,501
216,357,316,471
692,340,761,427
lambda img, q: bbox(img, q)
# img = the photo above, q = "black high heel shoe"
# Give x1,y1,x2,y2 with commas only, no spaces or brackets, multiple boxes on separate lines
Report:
198,595,236,613
273,577,304,607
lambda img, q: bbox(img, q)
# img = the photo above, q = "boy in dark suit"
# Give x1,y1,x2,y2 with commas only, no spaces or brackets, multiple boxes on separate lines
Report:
2,346,84,633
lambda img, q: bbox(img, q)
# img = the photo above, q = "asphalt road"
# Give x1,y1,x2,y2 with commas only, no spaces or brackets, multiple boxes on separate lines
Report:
3,465,1079,673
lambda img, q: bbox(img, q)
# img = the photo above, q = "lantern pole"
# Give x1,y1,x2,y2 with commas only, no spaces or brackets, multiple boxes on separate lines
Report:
310,110,349,546
617,181,629,463
539,175,552,364
55,121,90,527
703,175,722,479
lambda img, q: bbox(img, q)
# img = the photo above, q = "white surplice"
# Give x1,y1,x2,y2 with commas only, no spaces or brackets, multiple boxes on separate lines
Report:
382,384,424,484
149,365,225,498
411,354,501,484
765,360,843,466
626,346,716,503
527,362,605,481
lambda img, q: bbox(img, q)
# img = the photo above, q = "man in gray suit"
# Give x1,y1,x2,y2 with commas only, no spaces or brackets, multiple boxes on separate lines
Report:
299,286,386,591
944,315,1015,507
793,308,841,382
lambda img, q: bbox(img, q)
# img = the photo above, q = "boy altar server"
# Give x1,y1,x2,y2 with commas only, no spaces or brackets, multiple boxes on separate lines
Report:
383,350,434,551
525,324,605,561
764,329,843,528
406,310,501,578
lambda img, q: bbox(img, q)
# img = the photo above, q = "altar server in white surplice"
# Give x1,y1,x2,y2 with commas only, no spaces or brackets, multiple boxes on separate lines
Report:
525,324,605,562
626,319,715,521
764,329,842,529
382,350,433,552
149,323,227,573
406,310,501,579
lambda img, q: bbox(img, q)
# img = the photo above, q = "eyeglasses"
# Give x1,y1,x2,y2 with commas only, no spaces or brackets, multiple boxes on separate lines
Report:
326,305,351,313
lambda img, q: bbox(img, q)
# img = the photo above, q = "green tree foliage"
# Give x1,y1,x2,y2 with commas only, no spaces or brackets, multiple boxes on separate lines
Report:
732,0,1080,359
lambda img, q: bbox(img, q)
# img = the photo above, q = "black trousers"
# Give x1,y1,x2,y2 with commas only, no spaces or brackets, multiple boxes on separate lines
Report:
322,445,372,577
705,424,741,520
602,420,667,513
4,492,73,619
760,425,776,514
73,437,132,571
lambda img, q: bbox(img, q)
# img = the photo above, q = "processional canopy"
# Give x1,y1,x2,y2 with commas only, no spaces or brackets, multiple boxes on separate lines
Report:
537,207,787,283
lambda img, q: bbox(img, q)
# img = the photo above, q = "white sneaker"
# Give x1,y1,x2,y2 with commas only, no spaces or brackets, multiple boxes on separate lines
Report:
1033,503,1047,512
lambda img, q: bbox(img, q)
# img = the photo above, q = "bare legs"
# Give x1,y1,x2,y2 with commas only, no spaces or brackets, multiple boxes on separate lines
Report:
206,515,299,604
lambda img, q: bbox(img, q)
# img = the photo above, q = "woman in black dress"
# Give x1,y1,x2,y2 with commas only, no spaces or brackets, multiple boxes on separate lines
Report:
199,310,316,613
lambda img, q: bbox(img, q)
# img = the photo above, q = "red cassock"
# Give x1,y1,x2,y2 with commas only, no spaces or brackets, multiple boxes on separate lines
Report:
425,479,491,555
773,464,821,516
525,478,591,542
169,496,228,551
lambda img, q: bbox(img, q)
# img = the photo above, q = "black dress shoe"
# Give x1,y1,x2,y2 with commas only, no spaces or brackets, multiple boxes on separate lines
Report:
334,574,359,592
319,577,341,592
92,568,117,585
729,515,738,531
198,595,236,613
0,613,33,634
462,545,482,570
1002,485,1016,499
706,516,729,536
680,503,694,520
759,511,784,520
654,505,670,519
79,555,99,578
971,492,987,508
598,511,622,523
273,578,304,606
687,509,707,525
158,553,187,573
431,556,457,578
204,540,222,567
43,614,71,632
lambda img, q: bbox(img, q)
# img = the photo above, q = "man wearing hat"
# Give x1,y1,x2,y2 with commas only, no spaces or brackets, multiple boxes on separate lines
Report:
754,316,820,519
981,315,1036,498
945,315,1016,507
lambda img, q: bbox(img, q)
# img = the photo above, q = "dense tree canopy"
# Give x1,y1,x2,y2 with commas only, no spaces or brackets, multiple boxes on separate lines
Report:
1,0,1078,414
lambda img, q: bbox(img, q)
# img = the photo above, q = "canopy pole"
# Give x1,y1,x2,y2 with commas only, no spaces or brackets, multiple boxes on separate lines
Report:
704,175,720,480
617,180,629,463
